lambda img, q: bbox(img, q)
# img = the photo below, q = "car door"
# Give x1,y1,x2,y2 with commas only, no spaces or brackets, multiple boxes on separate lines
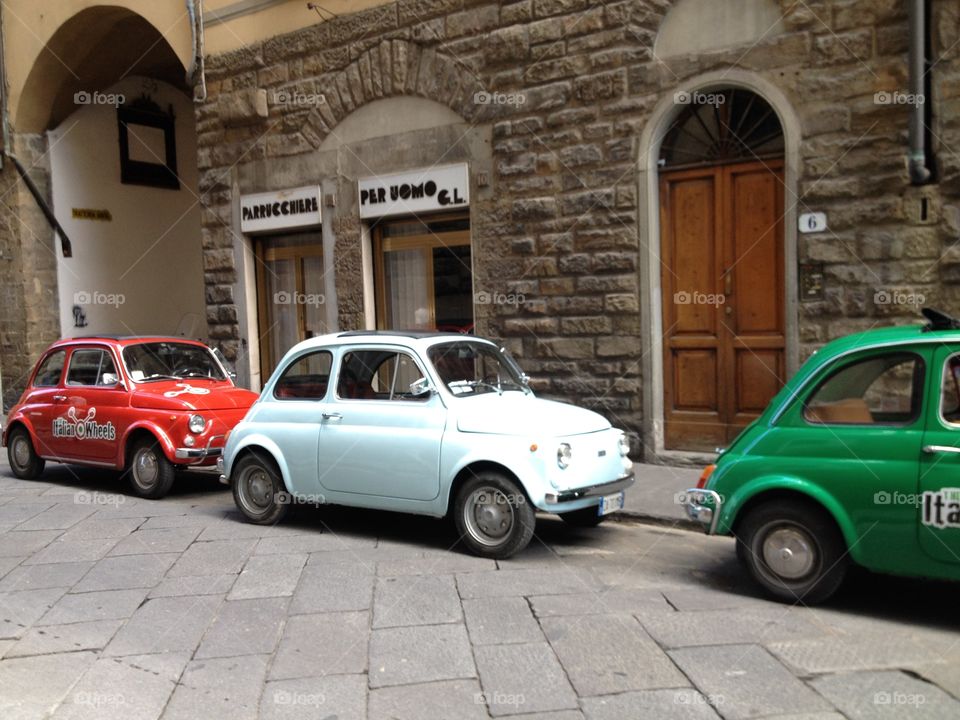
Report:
918,344,960,565
61,346,126,461
265,349,333,492
772,348,926,571
316,347,445,501
25,349,69,457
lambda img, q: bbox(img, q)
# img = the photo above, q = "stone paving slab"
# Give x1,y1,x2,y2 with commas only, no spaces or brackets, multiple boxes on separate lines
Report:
165,539,257,577
0,561,94,592
0,587,68,639
36,588,149,626
368,679,488,720
373,573,462,628
161,654,269,720
463,596,544,646
106,528,201,556
474,642,578,716
0,651,98,720
638,606,827,649
811,670,960,719
542,614,687,696
369,622,475,688
228,553,306,600
580,688,723,720
269,610,369,680
530,588,672,617
194,596,288,659
0,530,62,556
104,595,222,657
23,537,120,565
670,644,834,720
7,619,124,657
261,674,368,720
72,553,178,592
289,560,375,614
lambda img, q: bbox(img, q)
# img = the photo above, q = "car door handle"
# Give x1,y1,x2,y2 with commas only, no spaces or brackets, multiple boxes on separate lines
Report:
922,445,960,454
52,395,67,401
322,412,342,421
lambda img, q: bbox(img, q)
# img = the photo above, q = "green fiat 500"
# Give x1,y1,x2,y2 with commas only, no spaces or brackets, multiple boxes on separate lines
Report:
684,309,960,603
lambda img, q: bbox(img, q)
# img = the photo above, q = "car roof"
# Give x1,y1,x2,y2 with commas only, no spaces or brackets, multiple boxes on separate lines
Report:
52,336,210,348
280,331,495,358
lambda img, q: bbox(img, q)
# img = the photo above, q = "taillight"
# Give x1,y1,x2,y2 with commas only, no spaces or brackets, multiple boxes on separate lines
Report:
697,464,716,489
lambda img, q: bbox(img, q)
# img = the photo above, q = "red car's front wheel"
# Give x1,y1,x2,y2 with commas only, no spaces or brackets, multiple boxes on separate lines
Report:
126,438,176,499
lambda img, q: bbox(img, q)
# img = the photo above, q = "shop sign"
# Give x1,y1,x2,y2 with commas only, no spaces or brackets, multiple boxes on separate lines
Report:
240,186,322,233
358,164,469,219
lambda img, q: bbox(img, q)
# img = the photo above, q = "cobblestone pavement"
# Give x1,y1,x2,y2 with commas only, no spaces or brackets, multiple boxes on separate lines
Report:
1,461,959,720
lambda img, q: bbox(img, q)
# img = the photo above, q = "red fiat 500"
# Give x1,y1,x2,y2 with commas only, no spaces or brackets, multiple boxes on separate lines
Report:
2,336,258,498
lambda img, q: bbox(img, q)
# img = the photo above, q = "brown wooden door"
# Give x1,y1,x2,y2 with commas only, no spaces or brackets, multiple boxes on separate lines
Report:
660,160,785,452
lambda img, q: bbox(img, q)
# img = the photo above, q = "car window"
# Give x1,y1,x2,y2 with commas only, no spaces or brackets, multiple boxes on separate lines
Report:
33,350,67,387
336,350,427,401
66,349,119,387
939,354,960,424
804,352,922,425
274,351,333,400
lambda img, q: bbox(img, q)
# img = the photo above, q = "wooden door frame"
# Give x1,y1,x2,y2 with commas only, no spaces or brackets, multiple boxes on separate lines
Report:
637,71,801,461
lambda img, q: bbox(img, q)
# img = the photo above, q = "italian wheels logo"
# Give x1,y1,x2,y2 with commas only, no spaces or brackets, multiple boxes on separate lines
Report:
52,408,116,441
921,488,960,528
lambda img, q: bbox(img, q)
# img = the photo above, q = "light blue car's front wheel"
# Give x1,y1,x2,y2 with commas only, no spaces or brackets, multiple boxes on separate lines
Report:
232,452,290,525
454,471,535,559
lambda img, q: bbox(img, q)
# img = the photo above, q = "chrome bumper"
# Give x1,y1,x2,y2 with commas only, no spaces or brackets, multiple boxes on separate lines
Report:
682,488,723,534
544,473,635,504
174,434,224,462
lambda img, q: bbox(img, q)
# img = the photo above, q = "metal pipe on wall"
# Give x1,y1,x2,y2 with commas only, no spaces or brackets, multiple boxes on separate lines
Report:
908,0,932,184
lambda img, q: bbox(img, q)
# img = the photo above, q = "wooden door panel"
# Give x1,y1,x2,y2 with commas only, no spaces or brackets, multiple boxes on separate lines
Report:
729,166,784,336
661,160,785,452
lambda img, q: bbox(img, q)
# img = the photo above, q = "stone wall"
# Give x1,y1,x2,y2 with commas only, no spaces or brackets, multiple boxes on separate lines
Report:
0,133,60,410
193,0,960,451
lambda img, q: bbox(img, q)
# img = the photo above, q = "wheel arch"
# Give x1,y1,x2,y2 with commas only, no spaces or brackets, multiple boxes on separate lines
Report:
120,422,176,467
3,417,35,447
444,460,528,517
229,437,292,493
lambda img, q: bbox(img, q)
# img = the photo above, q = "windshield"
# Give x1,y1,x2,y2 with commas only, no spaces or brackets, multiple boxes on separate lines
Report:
122,342,226,382
427,341,529,396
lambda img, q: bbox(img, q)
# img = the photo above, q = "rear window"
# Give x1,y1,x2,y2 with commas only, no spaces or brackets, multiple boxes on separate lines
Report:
803,352,923,426
274,351,332,400
33,350,66,387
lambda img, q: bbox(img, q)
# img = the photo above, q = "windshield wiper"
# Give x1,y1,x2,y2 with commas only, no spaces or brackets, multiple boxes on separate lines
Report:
142,373,180,381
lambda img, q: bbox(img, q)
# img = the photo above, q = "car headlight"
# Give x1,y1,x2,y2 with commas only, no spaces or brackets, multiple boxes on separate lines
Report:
618,433,630,457
188,414,206,434
557,442,572,469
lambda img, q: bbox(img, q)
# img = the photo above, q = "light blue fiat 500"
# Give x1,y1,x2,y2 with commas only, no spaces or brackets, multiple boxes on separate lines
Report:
220,331,634,558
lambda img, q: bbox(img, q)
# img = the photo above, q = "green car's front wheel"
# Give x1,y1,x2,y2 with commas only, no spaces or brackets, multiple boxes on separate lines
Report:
737,500,848,604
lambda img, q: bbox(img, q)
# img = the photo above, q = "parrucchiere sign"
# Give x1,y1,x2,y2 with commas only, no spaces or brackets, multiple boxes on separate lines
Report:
240,186,322,234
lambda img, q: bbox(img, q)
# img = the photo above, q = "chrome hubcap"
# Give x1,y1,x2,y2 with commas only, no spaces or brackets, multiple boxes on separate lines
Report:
133,449,159,488
240,467,273,513
12,437,30,468
463,486,514,547
762,526,815,580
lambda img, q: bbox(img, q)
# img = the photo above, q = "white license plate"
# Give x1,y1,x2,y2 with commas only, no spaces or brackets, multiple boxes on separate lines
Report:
598,492,624,516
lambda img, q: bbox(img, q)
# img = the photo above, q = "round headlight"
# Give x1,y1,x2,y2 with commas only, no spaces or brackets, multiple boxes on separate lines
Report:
188,414,206,434
557,442,572,469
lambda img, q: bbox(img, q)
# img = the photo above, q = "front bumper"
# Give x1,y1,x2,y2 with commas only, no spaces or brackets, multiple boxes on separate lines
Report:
544,473,634,504
174,434,225,463
682,488,723,534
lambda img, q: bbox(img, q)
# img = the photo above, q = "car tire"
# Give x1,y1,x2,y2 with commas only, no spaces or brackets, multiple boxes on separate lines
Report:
559,506,605,528
232,452,290,525
454,471,535,559
7,426,45,479
737,500,848,604
126,437,176,499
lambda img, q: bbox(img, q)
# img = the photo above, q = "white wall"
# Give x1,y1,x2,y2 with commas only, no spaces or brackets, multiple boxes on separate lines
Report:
50,76,207,339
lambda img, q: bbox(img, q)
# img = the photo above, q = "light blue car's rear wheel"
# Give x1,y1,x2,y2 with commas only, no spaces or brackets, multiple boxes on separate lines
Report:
232,452,289,525
454,471,535,559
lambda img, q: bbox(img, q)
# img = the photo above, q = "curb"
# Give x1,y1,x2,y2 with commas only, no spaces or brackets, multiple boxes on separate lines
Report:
612,509,701,532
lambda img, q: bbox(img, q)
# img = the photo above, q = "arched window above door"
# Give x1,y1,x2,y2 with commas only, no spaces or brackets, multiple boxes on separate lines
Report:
659,89,784,170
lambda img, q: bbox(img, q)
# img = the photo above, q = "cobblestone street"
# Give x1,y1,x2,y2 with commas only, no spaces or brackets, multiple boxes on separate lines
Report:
1,460,958,720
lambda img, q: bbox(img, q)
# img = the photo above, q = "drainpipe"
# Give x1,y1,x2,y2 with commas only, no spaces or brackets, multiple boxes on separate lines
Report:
908,0,932,184
186,0,208,102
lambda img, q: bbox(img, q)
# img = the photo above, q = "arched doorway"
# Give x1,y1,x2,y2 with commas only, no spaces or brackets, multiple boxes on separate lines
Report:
658,88,786,451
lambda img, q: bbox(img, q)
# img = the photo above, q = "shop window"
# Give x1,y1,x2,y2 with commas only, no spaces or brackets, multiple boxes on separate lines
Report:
373,215,473,333
118,96,179,189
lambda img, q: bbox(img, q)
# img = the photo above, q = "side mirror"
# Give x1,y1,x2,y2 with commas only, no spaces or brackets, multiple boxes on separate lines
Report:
409,377,434,397
101,373,119,386
519,372,530,386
